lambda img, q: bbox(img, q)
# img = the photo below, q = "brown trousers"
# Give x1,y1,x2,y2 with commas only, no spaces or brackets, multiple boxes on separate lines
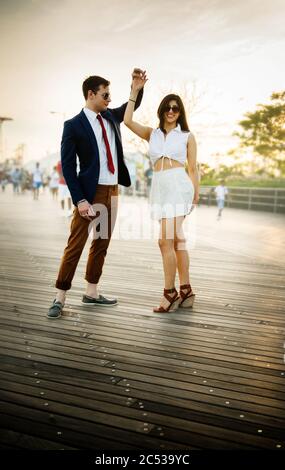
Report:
55,184,118,291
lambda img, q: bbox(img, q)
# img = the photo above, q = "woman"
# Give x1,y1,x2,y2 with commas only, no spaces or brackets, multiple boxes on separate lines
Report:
49,165,59,200
124,72,199,313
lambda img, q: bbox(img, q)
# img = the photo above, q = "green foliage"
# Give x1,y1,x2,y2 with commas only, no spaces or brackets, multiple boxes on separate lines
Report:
200,177,285,188
199,163,285,187
235,91,285,174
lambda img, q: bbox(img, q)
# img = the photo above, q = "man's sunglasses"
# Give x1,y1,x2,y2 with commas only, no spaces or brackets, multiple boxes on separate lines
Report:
164,105,180,113
92,91,111,100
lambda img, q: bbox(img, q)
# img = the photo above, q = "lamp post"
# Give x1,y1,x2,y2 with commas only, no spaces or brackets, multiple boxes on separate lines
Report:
0,117,13,164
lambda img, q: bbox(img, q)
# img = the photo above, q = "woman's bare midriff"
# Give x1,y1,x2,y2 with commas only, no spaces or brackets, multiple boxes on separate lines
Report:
153,157,184,172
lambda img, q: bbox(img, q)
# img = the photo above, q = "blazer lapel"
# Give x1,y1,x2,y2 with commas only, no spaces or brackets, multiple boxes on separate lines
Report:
102,110,120,141
78,110,100,157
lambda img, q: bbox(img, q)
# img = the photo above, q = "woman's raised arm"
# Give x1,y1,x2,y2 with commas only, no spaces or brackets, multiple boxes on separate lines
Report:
123,70,153,142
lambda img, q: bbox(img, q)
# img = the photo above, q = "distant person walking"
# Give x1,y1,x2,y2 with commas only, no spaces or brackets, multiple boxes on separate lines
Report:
56,161,72,214
11,168,22,195
124,74,200,313
49,165,60,200
1,175,8,192
32,162,43,200
215,180,228,220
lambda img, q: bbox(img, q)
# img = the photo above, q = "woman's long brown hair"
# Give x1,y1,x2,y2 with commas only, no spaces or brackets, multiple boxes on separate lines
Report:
157,94,190,133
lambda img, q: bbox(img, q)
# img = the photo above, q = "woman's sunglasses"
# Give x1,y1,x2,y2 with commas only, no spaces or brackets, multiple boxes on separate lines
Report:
164,105,180,114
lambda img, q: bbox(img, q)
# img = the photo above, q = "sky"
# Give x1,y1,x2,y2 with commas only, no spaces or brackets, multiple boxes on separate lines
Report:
0,0,285,167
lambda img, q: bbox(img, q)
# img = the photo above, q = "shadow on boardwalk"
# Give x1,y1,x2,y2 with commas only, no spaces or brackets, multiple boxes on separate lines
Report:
0,188,284,450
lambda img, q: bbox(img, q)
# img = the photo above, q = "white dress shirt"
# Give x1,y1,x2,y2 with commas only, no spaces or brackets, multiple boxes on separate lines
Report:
83,107,118,185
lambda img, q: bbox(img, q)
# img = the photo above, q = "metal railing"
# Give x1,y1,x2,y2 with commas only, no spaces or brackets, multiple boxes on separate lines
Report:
120,184,285,214
199,186,285,214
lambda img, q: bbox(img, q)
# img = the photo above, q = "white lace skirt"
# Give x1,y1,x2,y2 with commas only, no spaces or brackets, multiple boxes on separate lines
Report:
149,167,194,220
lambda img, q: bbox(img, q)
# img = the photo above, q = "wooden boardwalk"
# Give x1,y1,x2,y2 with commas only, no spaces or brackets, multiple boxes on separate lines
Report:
0,188,284,450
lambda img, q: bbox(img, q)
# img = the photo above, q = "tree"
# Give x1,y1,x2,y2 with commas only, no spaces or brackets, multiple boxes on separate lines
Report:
235,91,285,175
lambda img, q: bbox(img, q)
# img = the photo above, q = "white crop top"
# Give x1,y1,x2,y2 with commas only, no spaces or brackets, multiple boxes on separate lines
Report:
149,124,191,166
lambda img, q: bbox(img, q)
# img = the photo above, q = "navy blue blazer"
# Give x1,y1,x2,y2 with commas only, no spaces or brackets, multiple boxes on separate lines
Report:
61,89,143,205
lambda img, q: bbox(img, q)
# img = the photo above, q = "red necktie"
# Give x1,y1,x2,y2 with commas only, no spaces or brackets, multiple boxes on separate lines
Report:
97,114,115,174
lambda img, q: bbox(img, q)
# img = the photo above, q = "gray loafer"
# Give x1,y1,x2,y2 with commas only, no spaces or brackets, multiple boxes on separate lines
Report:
82,294,117,307
47,299,64,319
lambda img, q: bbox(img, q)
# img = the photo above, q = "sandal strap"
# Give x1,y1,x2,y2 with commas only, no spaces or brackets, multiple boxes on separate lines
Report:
164,287,177,294
154,306,169,313
163,287,178,303
179,284,193,301
180,284,191,290
154,287,179,312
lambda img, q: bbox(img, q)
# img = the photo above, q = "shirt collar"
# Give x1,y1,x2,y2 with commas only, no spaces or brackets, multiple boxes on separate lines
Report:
158,123,182,133
84,107,99,121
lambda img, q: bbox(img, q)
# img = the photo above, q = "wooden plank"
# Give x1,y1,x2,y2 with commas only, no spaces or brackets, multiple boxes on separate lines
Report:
0,331,283,396
0,322,284,385
0,323,283,368
1,305,284,349
1,362,284,434
0,402,194,450
0,425,76,450
0,382,280,450
0,189,284,450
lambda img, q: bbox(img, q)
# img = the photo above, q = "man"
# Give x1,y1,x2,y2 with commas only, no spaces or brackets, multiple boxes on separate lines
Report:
214,179,228,220
48,69,145,319
11,168,22,195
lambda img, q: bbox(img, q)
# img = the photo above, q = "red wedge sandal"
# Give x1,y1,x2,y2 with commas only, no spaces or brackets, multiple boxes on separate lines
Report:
153,287,180,313
179,284,195,308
